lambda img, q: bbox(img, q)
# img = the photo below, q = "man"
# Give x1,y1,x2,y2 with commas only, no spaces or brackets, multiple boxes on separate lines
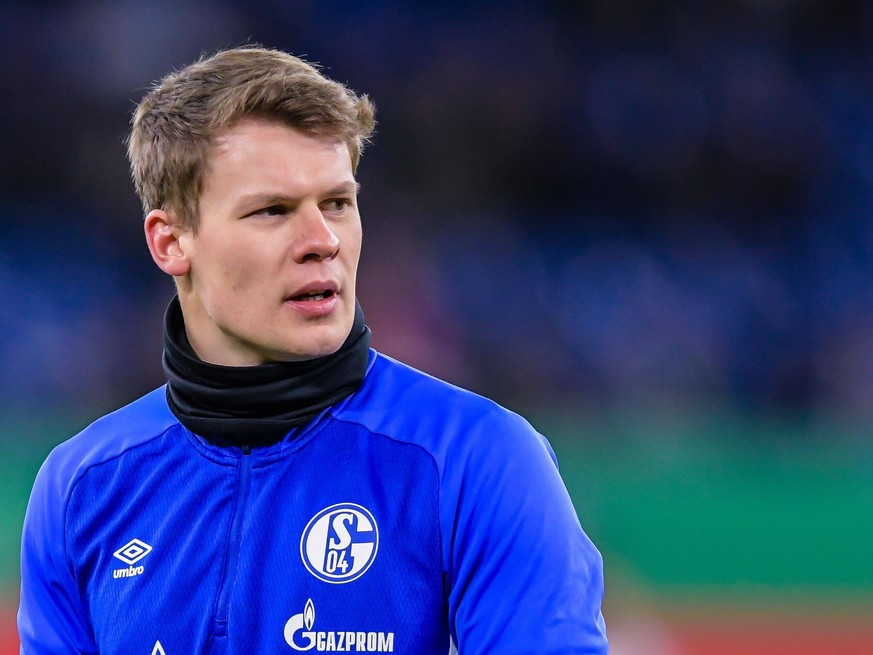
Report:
19,47,608,654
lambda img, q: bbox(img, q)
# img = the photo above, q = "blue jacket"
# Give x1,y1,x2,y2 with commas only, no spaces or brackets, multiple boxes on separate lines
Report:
19,351,608,654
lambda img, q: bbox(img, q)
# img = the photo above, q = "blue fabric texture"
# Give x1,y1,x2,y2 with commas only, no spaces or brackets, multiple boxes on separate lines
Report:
19,351,607,654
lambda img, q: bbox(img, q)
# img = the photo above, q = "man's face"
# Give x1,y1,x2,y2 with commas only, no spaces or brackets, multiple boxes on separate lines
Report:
175,118,362,365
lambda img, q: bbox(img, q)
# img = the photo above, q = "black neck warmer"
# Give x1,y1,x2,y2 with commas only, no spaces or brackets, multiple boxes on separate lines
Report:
162,296,371,446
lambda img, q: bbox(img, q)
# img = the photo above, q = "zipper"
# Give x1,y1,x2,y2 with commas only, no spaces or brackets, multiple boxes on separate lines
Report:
213,445,252,638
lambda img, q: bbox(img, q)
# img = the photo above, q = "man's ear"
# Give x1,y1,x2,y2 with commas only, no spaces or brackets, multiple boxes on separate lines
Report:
144,209,191,277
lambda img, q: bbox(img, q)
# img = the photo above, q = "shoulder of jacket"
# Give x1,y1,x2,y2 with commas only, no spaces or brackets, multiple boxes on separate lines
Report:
39,386,178,495
336,351,545,463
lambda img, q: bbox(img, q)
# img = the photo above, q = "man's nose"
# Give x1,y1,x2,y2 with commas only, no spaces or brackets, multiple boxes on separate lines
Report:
292,204,340,262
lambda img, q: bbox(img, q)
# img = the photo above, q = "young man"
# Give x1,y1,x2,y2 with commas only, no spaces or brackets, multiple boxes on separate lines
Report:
19,47,608,654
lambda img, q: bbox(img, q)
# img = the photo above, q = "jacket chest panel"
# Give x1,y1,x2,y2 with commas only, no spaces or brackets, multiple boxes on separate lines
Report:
68,428,446,654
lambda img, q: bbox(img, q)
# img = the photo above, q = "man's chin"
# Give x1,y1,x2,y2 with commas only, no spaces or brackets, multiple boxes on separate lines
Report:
261,312,354,362
274,333,349,362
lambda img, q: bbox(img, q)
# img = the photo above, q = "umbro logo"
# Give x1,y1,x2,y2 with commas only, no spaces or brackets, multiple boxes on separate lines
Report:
113,539,152,565
112,538,152,579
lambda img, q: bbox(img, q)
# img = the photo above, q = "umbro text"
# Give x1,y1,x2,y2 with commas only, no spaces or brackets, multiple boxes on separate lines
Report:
113,565,145,579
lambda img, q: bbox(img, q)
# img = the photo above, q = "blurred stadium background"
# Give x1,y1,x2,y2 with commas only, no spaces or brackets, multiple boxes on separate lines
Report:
2,0,873,652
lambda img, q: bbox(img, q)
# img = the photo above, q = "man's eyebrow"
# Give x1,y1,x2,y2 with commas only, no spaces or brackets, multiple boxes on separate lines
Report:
234,193,296,212
234,183,360,212
326,181,362,195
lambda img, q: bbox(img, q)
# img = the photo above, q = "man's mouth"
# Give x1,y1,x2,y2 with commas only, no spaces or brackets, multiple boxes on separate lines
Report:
290,289,335,302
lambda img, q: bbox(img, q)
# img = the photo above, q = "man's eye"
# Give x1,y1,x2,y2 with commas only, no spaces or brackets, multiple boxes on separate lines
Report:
324,199,350,212
253,205,287,217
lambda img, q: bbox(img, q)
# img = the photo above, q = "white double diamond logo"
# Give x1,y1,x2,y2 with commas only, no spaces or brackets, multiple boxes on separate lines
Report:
112,538,152,565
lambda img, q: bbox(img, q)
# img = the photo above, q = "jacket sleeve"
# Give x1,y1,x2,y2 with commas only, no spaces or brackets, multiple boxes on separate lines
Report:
444,410,608,654
19,452,97,654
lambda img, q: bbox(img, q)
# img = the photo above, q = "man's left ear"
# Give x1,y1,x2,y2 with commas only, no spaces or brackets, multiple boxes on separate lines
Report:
144,209,191,277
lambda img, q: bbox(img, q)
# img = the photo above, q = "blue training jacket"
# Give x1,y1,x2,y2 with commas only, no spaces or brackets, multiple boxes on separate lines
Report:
19,350,608,654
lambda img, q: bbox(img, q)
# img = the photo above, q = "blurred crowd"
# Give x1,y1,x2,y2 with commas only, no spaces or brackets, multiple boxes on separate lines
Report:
1,0,873,423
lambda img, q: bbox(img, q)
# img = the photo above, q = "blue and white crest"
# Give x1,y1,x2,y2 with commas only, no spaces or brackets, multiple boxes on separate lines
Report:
300,503,379,583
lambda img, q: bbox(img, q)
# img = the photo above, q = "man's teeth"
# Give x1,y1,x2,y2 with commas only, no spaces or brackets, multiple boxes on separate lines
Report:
299,290,328,300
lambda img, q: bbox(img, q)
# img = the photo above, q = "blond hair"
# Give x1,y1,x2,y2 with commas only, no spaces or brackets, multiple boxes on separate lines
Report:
126,46,375,230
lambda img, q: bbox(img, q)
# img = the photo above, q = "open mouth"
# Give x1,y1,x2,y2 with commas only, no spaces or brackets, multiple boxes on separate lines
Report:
290,289,335,302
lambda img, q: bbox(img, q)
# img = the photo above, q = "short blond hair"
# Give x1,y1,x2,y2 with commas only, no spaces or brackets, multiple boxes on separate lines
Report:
126,46,376,230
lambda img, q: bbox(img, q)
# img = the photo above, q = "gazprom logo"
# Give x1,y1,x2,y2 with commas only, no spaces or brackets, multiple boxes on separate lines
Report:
300,503,379,583
284,598,395,652
284,599,317,650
